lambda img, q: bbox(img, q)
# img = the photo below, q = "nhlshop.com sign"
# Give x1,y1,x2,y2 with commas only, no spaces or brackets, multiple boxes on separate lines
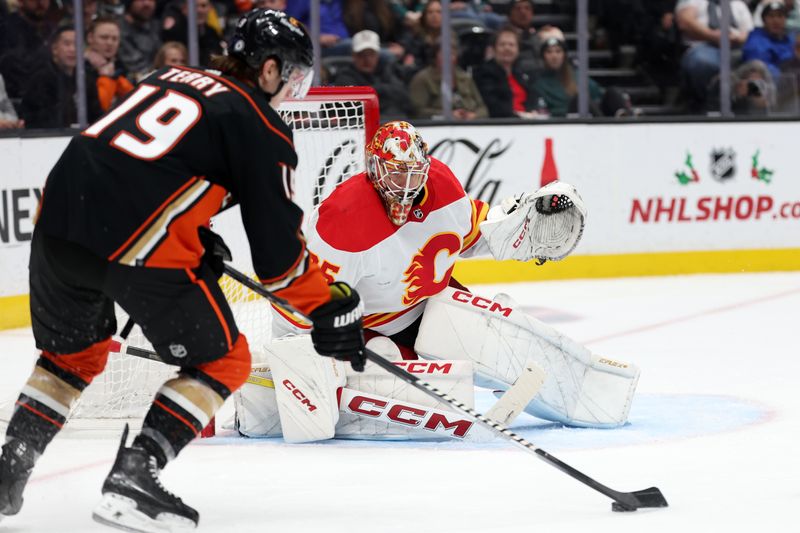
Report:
419,122,800,254
631,195,800,223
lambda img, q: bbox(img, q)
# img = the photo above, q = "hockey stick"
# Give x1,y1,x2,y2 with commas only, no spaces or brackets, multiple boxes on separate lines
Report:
223,264,668,512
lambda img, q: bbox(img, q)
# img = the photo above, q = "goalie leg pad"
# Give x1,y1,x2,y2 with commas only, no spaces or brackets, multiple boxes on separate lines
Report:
235,335,346,442
233,366,282,438
337,359,475,440
415,287,639,428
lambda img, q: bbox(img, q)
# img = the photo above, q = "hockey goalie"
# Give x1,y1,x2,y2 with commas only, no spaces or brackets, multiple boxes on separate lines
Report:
235,121,640,443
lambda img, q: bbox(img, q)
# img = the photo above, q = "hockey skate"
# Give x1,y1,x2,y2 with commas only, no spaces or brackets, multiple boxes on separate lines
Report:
0,438,37,519
92,425,198,533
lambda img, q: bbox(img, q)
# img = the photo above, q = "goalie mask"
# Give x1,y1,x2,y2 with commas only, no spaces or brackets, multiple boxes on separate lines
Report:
228,9,314,99
366,121,431,226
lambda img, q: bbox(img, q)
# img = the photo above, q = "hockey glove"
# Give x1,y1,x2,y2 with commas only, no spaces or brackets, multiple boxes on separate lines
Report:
309,282,366,372
198,226,232,279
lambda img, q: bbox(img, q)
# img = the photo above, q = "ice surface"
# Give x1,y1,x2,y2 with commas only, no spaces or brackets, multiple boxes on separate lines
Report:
1,272,798,532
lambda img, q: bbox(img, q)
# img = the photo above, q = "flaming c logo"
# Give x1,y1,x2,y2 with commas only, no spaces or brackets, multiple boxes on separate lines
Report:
402,233,462,306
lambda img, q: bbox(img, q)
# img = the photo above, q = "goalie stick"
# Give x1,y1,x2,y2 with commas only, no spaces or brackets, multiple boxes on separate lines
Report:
223,264,668,512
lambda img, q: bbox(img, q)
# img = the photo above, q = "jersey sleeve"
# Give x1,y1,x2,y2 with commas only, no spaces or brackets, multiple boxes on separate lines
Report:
460,197,490,257
217,109,330,316
270,205,366,333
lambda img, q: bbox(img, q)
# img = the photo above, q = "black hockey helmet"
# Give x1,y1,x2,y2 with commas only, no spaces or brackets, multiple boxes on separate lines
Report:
228,9,314,98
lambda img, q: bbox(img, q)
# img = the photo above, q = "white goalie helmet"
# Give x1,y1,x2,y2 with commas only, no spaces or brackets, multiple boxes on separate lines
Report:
366,121,431,226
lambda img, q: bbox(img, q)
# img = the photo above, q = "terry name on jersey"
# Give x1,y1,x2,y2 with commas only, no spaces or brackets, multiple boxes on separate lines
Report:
158,67,230,98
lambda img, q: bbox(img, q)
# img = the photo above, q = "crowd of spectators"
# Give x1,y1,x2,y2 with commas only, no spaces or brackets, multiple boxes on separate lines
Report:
2,0,800,131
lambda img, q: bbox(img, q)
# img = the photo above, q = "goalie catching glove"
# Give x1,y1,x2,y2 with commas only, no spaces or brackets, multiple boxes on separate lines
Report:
309,282,367,372
479,181,586,263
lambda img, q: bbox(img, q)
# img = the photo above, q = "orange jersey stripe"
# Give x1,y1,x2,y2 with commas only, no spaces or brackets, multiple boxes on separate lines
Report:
108,177,198,261
154,399,199,435
273,262,331,316
143,183,227,268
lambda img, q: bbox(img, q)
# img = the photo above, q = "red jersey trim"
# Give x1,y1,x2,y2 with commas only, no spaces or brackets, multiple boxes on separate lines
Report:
363,304,420,329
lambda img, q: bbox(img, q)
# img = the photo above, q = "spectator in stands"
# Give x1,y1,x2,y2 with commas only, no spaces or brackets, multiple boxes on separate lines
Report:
732,59,776,113
532,36,603,117
743,1,795,79
20,25,103,129
780,30,800,71
473,27,545,118
286,0,352,57
1,0,55,53
675,0,754,108
507,0,539,65
161,0,223,66
0,0,54,99
153,41,188,68
754,0,800,31
402,0,442,69
449,0,505,30
409,37,488,120
333,30,412,119
637,0,684,99
343,0,405,59
0,73,23,129
775,32,800,108
85,16,134,112
119,0,161,81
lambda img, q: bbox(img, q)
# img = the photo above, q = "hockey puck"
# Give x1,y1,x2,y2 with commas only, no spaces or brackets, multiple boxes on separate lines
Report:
611,502,636,512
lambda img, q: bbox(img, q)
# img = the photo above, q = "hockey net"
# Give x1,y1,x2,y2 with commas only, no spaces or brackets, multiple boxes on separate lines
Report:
69,87,379,425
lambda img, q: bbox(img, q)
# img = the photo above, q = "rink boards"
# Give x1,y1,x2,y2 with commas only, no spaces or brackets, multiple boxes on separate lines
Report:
2,121,799,328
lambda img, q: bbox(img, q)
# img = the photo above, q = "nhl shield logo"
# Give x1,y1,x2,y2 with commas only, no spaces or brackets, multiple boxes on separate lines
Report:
413,208,424,219
710,148,736,182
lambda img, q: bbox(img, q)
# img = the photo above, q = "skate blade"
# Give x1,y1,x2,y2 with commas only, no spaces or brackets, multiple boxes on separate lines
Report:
92,493,196,533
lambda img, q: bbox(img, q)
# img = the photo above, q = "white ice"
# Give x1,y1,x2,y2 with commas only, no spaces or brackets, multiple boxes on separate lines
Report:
1,271,798,532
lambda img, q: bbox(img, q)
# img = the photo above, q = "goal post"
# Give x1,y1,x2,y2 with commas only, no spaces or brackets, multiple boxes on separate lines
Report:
69,87,380,428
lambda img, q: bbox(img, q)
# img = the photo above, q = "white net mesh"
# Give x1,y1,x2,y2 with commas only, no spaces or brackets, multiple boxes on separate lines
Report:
71,90,377,422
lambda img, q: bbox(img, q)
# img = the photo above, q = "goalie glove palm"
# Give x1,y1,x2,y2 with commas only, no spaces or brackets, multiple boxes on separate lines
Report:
309,282,366,372
479,181,586,263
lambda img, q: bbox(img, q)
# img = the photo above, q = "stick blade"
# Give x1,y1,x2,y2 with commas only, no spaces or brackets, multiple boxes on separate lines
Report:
611,487,669,512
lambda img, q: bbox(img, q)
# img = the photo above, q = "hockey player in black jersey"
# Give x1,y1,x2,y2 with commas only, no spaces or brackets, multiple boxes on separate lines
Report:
0,9,366,533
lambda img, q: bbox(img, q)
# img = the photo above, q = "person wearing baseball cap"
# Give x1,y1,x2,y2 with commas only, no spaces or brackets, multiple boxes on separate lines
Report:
743,1,794,78
333,30,411,118
754,0,800,31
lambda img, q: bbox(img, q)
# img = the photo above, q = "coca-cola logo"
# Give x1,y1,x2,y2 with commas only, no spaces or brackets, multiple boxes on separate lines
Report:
428,138,512,205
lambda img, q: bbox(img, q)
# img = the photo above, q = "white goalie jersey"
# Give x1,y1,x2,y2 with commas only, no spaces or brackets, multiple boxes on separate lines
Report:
234,159,638,442
272,157,490,337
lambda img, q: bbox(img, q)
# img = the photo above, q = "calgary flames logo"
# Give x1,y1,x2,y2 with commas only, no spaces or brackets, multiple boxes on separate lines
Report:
402,233,462,306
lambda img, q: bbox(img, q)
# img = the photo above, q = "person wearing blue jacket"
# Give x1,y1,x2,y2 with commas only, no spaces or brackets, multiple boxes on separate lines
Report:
743,1,795,79
285,0,352,56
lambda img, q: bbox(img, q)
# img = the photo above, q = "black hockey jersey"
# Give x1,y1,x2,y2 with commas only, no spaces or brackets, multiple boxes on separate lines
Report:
36,65,330,313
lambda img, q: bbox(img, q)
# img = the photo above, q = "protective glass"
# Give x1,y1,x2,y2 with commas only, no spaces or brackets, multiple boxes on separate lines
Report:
283,63,313,99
